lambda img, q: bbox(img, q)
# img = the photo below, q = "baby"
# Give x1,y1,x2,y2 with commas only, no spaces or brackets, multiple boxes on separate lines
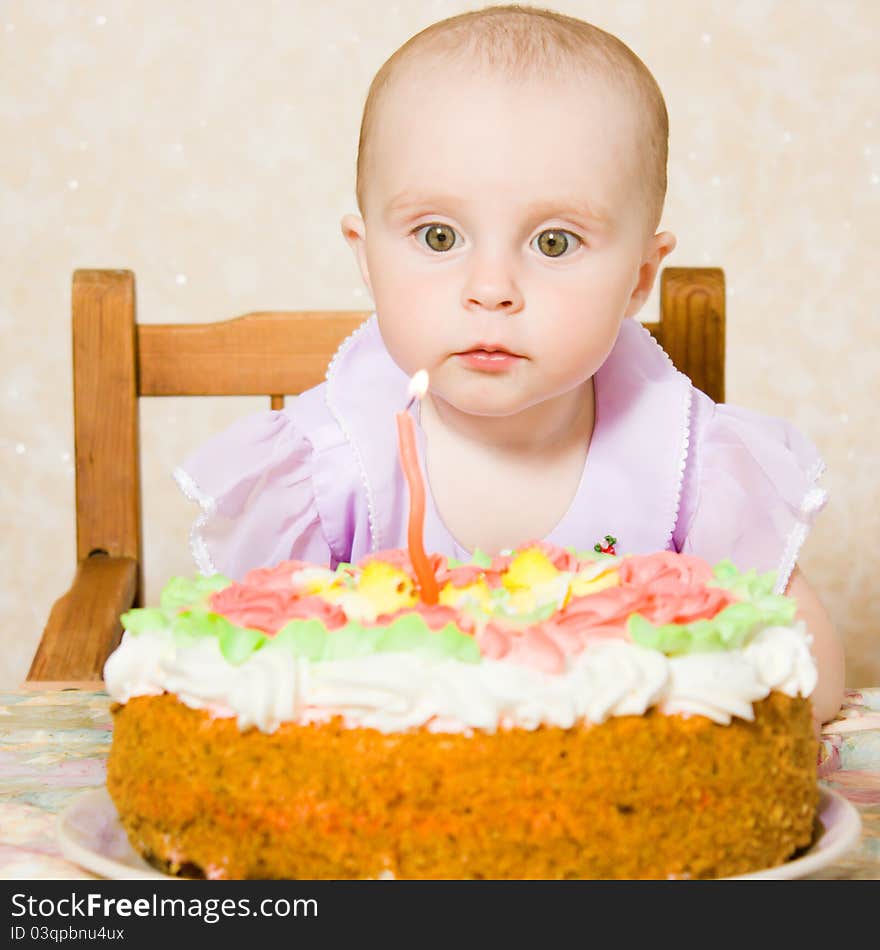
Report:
176,5,844,723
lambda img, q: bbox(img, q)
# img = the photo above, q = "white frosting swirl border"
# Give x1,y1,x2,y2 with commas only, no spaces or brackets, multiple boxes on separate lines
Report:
104,622,817,735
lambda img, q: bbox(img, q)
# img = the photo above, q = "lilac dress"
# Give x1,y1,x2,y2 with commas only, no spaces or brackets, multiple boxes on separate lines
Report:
174,316,828,595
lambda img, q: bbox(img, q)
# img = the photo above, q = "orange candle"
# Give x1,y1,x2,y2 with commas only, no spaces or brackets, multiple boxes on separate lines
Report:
396,371,439,604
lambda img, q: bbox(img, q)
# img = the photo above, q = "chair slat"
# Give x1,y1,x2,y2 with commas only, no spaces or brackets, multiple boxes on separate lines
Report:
72,270,142,574
137,313,369,397
27,555,137,682
659,267,726,403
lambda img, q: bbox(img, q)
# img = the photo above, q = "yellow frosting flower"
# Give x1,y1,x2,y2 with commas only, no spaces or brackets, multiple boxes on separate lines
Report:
355,561,417,615
439,577,493,610
570,569,620,598
507,588,539,614
502,548,559,591
292,567,344,596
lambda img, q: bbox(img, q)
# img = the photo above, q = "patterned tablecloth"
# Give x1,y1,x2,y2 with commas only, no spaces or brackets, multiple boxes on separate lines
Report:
1,686,878,880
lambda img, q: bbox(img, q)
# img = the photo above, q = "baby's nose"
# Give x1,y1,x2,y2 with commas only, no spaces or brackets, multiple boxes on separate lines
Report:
462,256,523,314
462,251,523,313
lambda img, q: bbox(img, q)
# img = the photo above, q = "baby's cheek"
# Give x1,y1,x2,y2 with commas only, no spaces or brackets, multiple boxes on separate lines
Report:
376,307,436,376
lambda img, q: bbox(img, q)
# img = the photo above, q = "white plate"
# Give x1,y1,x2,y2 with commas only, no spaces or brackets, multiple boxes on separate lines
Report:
58,785,861,881
58,787,175,880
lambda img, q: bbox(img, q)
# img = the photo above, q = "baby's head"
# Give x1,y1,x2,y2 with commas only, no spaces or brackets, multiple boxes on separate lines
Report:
342,5,677,419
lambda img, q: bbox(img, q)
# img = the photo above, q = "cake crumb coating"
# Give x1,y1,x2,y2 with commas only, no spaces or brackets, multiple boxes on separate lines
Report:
107,692,817,880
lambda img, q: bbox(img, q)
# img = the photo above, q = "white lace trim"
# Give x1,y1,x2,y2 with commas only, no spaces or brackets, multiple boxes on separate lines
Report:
636,321,693,551
323,314,381,553
172,465,218,576
773,458,828,595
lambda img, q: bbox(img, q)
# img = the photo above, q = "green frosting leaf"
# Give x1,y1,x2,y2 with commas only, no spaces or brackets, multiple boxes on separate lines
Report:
628,598,779,657
433,624,482,663
628,614,696,655
169,609,266,664
160,574,232,611
121,607,169,635
322,623,382,661
706,559,797,629
270,620,328,661
751,595,798,627
709,559,776,600
268,614,482,665
218,625,267,665
375,615,429,653
708,602,762,648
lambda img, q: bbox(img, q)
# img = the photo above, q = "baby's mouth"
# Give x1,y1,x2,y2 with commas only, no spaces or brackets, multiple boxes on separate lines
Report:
456,343,524,358
454,346,526,369
464,350,516,360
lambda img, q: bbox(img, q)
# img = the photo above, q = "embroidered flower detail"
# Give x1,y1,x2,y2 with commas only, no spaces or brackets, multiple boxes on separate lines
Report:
593,534,618,555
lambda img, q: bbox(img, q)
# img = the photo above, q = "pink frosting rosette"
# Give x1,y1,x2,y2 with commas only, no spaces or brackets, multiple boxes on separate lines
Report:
617,551,714,589
477,622,566,674
242,560,316,591
209,585,347,634
615,551,736,626
627,586,736,627
546,586,646,645
272,595,349,631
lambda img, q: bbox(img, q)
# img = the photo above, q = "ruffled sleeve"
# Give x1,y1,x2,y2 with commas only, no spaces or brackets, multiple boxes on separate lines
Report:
173,410,333,579
674,393,828,594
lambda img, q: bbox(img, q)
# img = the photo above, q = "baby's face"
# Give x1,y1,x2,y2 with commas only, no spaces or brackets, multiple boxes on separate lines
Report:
343,66,674,418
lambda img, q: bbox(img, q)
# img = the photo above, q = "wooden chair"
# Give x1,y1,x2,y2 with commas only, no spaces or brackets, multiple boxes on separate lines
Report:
26,266,725,684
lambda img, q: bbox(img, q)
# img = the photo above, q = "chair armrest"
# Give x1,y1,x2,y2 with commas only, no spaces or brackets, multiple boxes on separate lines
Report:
27,555,138,684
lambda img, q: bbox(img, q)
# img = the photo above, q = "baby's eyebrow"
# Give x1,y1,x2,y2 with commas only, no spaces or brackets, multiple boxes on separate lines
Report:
384,190,457,218
522,198,611,229
385,190,610,228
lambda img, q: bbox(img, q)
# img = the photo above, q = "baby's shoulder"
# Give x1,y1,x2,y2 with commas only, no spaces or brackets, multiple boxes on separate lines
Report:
286,382,355,455
674,388,827,589
686,388,825,481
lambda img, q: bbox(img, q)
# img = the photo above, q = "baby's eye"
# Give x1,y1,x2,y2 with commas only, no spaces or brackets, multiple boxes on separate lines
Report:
531,229,581,258
414,223,460,253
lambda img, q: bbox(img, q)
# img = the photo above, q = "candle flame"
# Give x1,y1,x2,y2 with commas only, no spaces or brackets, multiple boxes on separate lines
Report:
408,369,429,400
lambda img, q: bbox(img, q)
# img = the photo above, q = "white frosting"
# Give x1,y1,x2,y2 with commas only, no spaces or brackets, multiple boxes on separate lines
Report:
103,621,817,734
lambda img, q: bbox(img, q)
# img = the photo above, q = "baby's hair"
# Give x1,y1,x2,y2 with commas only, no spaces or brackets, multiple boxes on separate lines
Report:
355,4,669,235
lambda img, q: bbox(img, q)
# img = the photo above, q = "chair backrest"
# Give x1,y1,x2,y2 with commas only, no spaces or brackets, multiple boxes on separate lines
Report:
27,266,724,683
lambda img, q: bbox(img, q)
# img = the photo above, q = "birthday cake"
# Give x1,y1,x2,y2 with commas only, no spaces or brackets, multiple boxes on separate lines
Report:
103,540,819,880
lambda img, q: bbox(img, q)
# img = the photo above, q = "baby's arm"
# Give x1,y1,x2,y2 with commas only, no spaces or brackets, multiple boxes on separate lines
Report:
785,566,845,725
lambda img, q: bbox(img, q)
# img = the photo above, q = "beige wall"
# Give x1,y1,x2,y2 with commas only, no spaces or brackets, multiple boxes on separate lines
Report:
2,1,877,688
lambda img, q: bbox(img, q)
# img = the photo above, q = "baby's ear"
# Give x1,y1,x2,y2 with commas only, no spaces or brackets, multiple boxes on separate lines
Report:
623,231,677,319
340,213,373,298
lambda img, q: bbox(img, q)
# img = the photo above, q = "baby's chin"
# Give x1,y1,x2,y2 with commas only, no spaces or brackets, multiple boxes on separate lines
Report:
428,375,559,419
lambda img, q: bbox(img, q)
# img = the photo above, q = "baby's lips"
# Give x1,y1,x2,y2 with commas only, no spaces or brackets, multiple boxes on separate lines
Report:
457,340,524,357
